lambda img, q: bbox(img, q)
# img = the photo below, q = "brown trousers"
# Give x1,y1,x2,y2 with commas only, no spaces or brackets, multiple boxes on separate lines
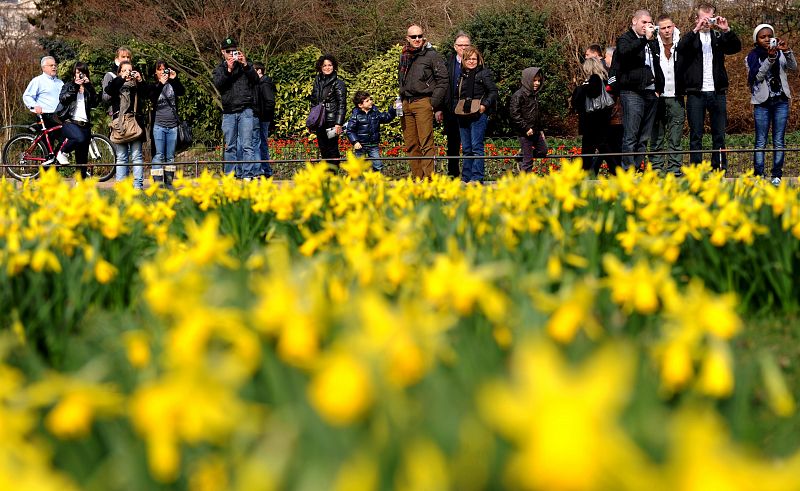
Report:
401,97,435,179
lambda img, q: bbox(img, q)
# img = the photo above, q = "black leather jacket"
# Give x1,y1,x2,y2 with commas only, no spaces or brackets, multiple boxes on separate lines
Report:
456,65,499,115
615,28,665,92
310,73,347,127
509,67,544,136
58,81,99,123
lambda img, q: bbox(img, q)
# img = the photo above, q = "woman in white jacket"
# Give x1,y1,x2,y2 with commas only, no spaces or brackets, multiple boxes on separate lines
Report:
746,23,797,184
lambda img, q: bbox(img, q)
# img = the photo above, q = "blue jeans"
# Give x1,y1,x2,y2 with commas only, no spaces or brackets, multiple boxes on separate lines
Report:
620,90,658,171
686,92,727,170
222,108,259,178
458,112,489,182
152,124,177,169
753,97,789,178
114,140,143,189
253,119,272,177
354,145,383,171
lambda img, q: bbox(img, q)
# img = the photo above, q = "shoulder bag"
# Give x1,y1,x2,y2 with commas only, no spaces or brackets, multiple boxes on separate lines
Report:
454,74,482,116
584,84,615,113
109,91,143,144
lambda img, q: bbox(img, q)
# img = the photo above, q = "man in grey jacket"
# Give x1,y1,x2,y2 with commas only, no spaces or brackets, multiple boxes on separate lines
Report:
398,24,448,179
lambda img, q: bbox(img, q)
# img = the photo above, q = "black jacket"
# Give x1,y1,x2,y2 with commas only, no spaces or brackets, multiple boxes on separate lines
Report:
212,60,259,114
444,53,462,111
571,75,611,135
310,73,347,127
615,28,665,93
104,76,150,117
456,65,499,115
58,81,99,124
148,78,186,130
398,43,448,110
254,75,276,121
510,67,544,136
676,29,742,93
345,106,396,145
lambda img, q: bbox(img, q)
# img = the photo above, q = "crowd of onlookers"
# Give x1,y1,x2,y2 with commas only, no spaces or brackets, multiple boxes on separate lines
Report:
21,3,795,186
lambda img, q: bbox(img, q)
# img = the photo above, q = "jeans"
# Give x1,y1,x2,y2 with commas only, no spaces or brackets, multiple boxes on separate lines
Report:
253,119,272,177
114,139,143,189
649,97,685,175
60,121,90,178
222,108,259,178
354,145,383,171
458,112,489,182
753,96,789,178
686,92,727,170
620,90,659,171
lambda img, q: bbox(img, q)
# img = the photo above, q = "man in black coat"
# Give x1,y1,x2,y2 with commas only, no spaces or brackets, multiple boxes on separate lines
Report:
441,32,471,178
676,2,741,171
615,9,664,171
213,36,260,179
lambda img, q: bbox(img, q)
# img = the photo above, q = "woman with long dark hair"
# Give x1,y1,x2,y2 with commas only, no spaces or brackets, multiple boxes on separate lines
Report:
148,60,185,188
309,54,347,165
57,62,98,178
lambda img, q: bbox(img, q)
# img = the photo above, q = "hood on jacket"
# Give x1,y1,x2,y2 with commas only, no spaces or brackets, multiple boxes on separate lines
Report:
521,67,542,92
657,26,680,58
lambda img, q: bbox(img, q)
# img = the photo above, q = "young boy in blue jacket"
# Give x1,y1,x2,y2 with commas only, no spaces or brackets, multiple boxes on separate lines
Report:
346,91,396,172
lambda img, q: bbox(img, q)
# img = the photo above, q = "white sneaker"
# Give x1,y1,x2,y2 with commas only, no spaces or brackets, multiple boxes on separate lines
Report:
771,177,781,186
55,152,70,166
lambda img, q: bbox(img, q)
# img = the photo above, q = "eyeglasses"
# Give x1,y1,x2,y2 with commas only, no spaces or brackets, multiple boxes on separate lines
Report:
465,57,478,62
408,34,424,40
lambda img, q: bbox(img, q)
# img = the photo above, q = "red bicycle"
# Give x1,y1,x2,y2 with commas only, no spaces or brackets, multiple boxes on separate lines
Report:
2,115,116,181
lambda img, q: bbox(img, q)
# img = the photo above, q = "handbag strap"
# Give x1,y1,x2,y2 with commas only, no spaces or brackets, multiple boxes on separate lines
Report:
162,83,180,120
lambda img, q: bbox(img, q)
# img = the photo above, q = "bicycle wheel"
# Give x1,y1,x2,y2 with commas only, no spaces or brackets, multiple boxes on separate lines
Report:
86,134,116,182
3,134,46,180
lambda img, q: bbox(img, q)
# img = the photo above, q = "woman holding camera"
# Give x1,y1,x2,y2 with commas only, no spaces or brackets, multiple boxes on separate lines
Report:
747,24,796,185
148,60,185,189
105,60,149,189
454,46,497,183
310,54,347,165
57,62,99,178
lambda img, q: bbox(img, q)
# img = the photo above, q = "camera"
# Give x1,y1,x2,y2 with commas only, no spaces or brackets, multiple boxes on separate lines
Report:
652,25,660,33
164,68,172,76
708,16,718,25
78,73,86,81
231,50,240,60
770,38,778,49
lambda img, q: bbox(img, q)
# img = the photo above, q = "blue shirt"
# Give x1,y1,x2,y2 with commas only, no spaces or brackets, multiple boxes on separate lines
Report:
22,73,64,113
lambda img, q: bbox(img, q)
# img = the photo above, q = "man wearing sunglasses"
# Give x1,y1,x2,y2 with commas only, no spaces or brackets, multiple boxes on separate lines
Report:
398,24,448,179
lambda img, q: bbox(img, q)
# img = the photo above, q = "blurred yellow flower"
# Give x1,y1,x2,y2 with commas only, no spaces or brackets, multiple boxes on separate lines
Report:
308,352,373,426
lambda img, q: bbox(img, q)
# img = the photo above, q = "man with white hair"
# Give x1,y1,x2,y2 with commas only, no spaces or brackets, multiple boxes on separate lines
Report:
615,9,664,171
649,13,685,176
22,56,66,163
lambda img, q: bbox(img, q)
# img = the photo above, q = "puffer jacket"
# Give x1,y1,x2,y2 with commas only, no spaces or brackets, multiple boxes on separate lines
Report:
310,73,347,127
676,29,741,93
212,59,259,114
398,43,448,110
509,67,544,136
455,65,499,115
58,81,99,124
346,105,396,145
616,28,665,92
